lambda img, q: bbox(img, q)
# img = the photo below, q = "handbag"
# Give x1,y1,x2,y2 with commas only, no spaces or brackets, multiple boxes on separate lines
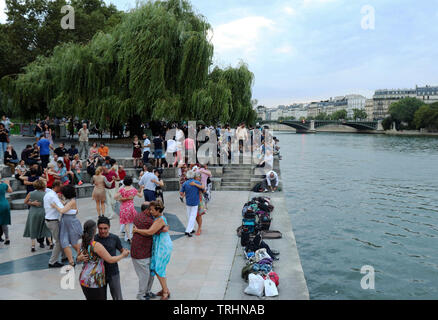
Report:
255,248,271,262
79,242,106,288
244,274,264,297
264,279,279,297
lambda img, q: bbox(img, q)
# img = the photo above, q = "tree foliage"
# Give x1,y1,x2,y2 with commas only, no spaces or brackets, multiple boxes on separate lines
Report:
315,112,329,120
1,0,256,129
330,109,347,120
0,0,123,79
413,103,438,132
382,116,393,131
388,97,425,129
353,108,367,120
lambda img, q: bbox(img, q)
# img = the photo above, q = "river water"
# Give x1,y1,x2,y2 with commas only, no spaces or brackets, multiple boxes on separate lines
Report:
277,132,438,299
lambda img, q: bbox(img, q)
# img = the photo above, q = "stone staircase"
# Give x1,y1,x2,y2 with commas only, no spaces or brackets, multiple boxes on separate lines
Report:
220,164,253,191
2,155,281,210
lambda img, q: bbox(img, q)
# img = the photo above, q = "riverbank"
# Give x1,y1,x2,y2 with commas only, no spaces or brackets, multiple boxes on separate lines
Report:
384,130,438,136
224,189,309,300
0,190,308,300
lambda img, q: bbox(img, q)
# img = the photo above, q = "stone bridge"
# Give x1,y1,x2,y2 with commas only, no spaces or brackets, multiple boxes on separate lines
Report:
260,120,384,133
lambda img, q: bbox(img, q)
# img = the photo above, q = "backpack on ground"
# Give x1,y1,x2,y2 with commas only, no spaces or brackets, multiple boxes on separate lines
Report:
242,218,257,234
258,211,272,231
261,230,282,239
252,182,264,193
241,262,256,281
241,228,251,247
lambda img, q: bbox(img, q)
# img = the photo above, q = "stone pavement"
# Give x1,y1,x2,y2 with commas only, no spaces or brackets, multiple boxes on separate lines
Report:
0,189,309,300
0,191,249,300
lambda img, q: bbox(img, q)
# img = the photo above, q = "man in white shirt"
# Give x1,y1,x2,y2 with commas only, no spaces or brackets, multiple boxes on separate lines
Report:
138,165,160,202
165,138,176,168
44,181,65,268
78,123,90,159
236,123,248,153
50,154,64,170
265,170,279,192
1,116,13,131
142,134,151,165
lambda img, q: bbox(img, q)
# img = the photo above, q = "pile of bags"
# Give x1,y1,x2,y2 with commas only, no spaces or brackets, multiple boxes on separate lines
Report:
241,247,280,297
241,197,274,240
240,199,281,298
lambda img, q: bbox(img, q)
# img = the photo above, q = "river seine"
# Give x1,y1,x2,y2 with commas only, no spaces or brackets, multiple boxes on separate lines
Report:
278,132,438,299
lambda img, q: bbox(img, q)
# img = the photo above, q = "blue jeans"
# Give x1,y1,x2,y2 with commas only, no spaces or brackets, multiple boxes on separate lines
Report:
154,149,163,159
0,142,7,160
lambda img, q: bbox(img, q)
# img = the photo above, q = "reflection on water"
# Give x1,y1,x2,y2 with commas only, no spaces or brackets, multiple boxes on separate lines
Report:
279,132,438,299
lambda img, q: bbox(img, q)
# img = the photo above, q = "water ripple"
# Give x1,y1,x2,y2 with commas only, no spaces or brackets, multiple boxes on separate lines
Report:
279,132,438,299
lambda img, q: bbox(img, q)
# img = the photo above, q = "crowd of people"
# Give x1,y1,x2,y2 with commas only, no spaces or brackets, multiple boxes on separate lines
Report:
0,117,283,300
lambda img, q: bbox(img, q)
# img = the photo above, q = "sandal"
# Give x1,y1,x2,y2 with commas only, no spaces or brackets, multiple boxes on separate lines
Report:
161,291,170,300
156,290,163,297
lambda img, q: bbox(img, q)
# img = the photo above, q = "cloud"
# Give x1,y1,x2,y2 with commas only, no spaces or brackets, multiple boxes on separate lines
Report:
302,0,338,7
0,0,7,23
210,16,275,61
284,6,296,15
275,44,295,55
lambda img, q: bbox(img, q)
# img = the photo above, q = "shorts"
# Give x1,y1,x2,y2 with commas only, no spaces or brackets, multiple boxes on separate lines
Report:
143,189,156,202
35,132,42,138
154,149,163,159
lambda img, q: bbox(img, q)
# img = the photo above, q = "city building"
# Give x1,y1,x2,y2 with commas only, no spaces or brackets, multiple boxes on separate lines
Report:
256,106,267,121
365,99,374,121
345,94,367,119
372,88,416,120
416,85,438,103
371,85,438,120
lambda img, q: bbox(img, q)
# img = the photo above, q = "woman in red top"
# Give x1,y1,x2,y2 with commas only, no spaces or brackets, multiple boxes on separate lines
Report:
118,165,126,181
45,163,56,188
63,153,74,184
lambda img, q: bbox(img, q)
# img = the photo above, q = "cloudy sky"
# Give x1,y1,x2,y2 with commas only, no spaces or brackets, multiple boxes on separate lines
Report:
2,0,438,107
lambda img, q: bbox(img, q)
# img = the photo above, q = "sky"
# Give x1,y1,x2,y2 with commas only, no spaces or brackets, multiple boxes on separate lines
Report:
2,0,438,108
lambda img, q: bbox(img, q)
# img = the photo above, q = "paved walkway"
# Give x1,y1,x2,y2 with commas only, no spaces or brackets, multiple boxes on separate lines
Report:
0,191,249,300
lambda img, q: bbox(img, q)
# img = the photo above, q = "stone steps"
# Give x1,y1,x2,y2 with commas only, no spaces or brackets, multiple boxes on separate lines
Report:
219,185,252,191
4,156,280,208
221,182,250,188
11,199,28,211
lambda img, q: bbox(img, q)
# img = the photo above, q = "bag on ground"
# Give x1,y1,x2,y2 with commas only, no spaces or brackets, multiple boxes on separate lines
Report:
241,263,255,281
264,279,279,297
255,248,271,262
268,271,280,287
244,274,265,297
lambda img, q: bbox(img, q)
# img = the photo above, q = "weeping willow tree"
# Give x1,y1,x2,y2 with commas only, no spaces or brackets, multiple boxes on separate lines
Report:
1,0,257,133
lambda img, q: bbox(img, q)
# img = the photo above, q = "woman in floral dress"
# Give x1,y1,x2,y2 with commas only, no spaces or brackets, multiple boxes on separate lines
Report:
133,200,172,300
115,176,143,242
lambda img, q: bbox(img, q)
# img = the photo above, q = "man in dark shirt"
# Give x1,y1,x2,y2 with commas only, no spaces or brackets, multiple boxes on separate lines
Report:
131,204,168,300
152,135,163,168
54,143,67,157
67,144,78,160
21,145,37,165
78,216,126,300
